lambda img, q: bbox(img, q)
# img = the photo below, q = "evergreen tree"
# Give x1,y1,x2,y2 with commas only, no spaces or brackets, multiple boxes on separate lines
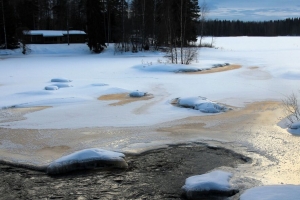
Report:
86,0,106,53
0,0,18,49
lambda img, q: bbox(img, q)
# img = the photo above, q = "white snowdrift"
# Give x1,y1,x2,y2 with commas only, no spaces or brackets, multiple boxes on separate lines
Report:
51,78,72,83
240,185,300,200
176,97,229,113
133,64,201,73
45,86,59,90
129,90,147,97
47,148,128,174
182,170,237,199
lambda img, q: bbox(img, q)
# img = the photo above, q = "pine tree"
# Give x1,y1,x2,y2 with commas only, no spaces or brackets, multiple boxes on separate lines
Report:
86,0,106,53
0,0,18,49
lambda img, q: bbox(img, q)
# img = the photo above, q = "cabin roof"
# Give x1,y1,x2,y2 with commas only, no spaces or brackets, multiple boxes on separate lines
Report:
24,30,86,37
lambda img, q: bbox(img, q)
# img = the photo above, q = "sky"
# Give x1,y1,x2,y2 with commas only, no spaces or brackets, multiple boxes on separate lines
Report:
202,0,300,21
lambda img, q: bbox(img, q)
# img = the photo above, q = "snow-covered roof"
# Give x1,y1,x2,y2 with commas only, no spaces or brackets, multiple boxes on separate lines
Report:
25,30,86,37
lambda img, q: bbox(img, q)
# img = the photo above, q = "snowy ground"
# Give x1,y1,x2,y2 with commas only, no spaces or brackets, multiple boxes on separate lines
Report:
1,37,300,197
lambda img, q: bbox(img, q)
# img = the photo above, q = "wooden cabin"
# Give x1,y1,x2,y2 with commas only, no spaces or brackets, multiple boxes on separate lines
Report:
24,30,87,44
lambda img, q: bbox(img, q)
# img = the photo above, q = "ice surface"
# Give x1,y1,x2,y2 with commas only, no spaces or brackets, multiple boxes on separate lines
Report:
51,83,73,88
240,185,300,200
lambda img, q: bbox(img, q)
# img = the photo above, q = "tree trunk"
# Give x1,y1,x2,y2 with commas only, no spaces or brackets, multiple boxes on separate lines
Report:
1,0,7,49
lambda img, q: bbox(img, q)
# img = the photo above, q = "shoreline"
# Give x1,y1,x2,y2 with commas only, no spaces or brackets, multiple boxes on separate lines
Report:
0,143,249,200
0,101,299,187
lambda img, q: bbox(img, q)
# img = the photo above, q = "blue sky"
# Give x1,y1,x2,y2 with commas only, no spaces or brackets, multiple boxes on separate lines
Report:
202,0,300,21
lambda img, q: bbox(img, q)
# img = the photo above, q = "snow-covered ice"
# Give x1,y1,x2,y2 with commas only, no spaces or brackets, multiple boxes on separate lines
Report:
1,37,300,196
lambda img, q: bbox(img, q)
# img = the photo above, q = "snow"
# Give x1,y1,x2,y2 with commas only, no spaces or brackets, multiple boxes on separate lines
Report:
0,37,299,129
45,86,58,90
129,90,147,97
133,63,202,73
177,97,229,113
51,78,72,83
1,37,300,196
47,148,127,174
240,185,300,200
26,30,86,37
289,121,300,129
50,83,73,88
182,170,234,197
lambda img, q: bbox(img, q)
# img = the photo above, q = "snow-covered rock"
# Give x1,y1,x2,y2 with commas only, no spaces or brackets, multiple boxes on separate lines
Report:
51,78,72,83
289,121,300,129
177,97,228,113
45,86,59,90
129,91,147,97
47,148,128,174
182,170,238,199
240,185,300,200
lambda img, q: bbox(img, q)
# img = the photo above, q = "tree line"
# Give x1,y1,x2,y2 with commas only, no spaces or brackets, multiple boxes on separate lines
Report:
201,18,300,37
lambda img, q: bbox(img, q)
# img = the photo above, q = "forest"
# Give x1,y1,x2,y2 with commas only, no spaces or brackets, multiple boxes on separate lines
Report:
1,0,300,52
0,0,200,54
202,18,300,37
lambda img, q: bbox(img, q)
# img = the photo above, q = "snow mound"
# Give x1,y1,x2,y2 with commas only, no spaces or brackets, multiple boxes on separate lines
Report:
129,91,147,97
45,86,59,90
182,170,238,199
47,148,128,174
240,185,300,200
51,78,72,83
289,121,300,129
176,97,229,113
287,121,300,135
212,63,230,68
133,64,200,73
51,83,73,88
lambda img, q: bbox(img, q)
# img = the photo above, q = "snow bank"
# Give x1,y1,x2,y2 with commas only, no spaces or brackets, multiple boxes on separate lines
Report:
45,86,58,90
51,78,72,83
47,148,128,174
182,170,238,199
240,185,300,200
287,121,300,135
176,97,229,113
289,121,300,129
129,91,147,97
133,64,201,73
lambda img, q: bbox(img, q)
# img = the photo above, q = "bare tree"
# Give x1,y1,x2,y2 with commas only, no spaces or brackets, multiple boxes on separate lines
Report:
282,93,300,126
199,0,208,47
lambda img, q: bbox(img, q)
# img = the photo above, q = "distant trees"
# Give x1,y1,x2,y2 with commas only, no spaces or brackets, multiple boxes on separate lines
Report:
201,18,300,37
